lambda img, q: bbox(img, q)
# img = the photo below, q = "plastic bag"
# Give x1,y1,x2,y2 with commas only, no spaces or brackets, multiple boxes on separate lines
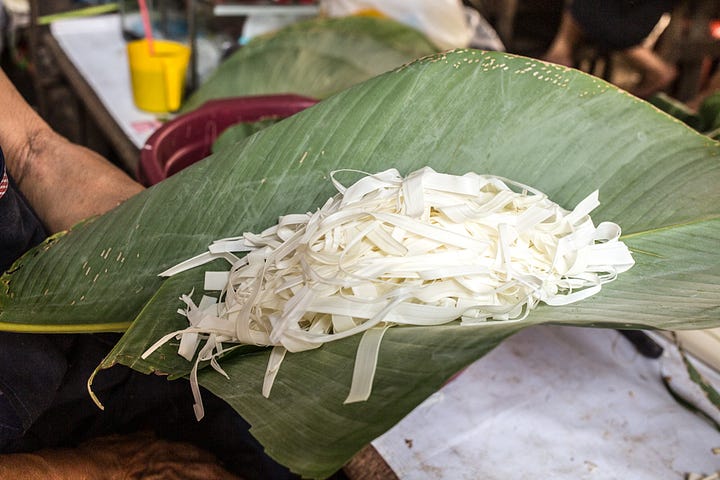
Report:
319,0,473,50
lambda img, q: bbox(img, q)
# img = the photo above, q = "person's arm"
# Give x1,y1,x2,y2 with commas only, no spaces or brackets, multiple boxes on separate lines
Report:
687,68,720,111
0,69,144,234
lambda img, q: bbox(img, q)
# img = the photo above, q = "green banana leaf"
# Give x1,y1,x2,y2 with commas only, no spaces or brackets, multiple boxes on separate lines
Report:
181,15,439,112
211,118,281,154
649,91,720,139
682,350,720,416
699,91,720,133
648,92,702,130
2,49,720,477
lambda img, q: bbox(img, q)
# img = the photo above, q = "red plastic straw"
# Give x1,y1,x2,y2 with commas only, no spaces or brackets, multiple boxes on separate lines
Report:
138,0,155,55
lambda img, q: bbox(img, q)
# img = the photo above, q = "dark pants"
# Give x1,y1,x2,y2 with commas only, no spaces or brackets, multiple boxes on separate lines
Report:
0,332,297,479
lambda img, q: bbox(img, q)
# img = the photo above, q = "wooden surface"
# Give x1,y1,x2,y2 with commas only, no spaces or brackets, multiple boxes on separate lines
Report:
344,445,398,480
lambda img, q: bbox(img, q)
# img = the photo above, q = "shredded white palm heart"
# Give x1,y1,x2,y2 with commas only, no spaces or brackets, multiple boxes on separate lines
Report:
143,167,635,419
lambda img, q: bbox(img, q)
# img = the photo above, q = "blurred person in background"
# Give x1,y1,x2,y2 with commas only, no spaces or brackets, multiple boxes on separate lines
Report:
544,0,678,98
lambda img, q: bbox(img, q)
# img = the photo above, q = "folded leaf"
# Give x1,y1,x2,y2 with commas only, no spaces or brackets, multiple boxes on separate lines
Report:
181,15,439,112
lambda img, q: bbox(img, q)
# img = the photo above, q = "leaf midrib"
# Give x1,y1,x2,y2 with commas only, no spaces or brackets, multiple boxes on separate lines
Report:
621,214,720,240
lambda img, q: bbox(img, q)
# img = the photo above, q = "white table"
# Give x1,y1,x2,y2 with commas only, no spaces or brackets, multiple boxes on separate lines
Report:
47,14,164,172
49,13,162,150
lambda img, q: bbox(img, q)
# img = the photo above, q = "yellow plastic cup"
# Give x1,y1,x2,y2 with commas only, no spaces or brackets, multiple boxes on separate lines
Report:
127,39,191,113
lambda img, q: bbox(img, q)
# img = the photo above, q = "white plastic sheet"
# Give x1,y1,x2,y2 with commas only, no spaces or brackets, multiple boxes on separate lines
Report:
319,0,473,50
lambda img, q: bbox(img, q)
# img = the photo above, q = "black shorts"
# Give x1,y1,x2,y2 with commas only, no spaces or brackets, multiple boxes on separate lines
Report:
570,0,677,51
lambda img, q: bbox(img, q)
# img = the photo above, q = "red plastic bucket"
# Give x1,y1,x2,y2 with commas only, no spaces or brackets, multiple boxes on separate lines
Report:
138,95,318,186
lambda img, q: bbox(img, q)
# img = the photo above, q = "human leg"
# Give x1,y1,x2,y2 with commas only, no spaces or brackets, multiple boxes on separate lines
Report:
687,68,720,111
622,44,677,98
544,9,585,67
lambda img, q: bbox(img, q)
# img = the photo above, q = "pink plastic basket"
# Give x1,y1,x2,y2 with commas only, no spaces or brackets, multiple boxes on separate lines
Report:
138,95,318,186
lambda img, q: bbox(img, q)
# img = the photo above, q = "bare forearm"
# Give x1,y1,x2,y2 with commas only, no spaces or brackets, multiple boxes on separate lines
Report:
0,70,144,233
14,132,144,232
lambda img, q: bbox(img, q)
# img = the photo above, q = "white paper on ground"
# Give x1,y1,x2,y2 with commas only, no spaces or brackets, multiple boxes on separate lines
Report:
372,325,720,479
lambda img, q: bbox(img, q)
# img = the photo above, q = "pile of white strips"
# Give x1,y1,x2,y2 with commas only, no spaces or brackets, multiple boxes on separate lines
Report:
143,167,635,419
